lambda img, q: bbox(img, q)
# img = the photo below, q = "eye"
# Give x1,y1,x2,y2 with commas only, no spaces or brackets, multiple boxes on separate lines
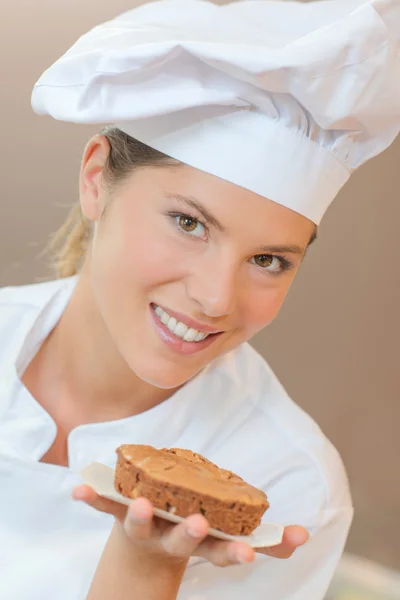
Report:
176,214,206,238
251,254,288,274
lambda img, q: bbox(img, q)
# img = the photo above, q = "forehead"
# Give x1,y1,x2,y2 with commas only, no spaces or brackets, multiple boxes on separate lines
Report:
127,164,315,245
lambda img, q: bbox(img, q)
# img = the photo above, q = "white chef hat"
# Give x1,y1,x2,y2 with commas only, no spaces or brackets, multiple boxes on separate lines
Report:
32,0,400,225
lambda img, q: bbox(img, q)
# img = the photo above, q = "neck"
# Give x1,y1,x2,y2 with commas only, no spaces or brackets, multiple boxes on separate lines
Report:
26,271,180,428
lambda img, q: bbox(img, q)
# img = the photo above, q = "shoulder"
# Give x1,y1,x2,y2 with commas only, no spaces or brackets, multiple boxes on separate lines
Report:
0,278,75,360
209,343,353,525
0,278,67,311
0,279,58,333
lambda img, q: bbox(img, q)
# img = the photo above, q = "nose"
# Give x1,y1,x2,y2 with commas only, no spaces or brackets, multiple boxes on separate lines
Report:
185,254,238,318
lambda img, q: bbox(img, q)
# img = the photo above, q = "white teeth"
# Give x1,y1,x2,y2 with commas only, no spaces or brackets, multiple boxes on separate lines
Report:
161,311,170,326
167,317,177,330
183,328,198,342
154,305,209,342
174,322,188,337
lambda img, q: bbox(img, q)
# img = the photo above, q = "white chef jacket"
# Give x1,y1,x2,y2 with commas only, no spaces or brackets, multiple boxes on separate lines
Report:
0,277,353,600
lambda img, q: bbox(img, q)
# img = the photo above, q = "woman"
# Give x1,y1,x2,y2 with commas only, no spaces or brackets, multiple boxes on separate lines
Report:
1,0,399,599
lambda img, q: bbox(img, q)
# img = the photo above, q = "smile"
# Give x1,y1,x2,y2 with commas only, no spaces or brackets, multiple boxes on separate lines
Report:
153,305,210,342
150,303,223,356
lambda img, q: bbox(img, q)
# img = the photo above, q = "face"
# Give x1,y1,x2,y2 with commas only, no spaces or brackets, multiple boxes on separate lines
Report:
80,136,315,389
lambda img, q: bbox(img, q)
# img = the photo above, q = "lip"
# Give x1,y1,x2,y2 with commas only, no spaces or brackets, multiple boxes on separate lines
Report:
150,305,222,356
152,303,223,335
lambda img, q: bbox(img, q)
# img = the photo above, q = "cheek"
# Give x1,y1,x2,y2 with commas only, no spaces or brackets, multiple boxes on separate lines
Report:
240,284,290,338
94,211,185,294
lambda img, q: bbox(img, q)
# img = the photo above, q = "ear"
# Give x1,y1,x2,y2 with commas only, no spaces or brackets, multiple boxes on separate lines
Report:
79,134,111,222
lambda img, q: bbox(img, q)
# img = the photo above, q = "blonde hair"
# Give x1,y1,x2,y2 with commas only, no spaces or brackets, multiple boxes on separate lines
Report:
45,126,179,278
45,204,89,278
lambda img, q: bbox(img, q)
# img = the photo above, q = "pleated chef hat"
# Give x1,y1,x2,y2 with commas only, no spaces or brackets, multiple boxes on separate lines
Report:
32,0,400,225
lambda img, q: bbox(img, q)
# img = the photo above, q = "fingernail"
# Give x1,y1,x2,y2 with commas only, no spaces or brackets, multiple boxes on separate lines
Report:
187,524,205,538
236,555,252,564
233,549,254,564
128,503,149,524
72,489,85,501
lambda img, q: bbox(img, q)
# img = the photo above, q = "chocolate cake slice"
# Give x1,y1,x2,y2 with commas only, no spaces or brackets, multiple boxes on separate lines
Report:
114,444,269,536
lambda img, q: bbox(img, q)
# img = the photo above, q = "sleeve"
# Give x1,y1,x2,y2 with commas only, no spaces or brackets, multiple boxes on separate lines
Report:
178,507,353,600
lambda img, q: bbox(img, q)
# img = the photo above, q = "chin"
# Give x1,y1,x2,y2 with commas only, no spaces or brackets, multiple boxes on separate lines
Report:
137,370,194,390
128,359,199,390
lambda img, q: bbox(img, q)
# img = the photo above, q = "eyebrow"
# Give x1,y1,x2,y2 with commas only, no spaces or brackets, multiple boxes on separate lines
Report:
166,192,306,255
257,244,304,255
165,193,226,232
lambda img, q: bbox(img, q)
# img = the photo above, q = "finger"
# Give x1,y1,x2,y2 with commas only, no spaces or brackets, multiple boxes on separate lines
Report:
196,538,255,567
124,497,154,541
256,525,309,559
72,485,127,522
161,514,209,558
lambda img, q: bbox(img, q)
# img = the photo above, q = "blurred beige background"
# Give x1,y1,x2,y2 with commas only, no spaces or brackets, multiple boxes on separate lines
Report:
1,0,399,572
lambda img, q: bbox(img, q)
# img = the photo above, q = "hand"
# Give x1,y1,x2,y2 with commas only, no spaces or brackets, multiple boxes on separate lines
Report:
72,485,309,569
256,525,310,559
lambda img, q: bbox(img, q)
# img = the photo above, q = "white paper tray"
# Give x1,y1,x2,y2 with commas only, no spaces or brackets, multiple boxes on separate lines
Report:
80,462,284,548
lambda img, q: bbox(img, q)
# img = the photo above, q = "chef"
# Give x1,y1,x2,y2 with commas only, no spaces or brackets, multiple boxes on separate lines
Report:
0,0,399,598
